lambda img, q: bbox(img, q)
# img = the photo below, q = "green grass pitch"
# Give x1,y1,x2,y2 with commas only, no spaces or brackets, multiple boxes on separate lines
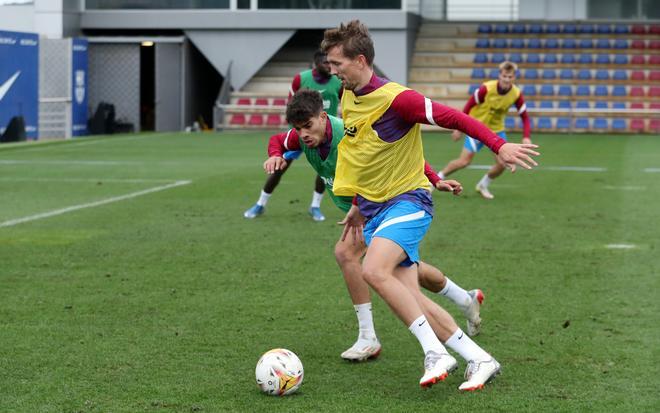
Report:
0,131,658,412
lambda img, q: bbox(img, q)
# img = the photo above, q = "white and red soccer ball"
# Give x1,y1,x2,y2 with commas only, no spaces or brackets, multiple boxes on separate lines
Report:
255,348,304,396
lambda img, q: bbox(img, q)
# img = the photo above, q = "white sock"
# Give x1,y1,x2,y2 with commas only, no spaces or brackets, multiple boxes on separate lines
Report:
310,191,324,208
478,174,492,188
444,328,490,362
257,190,271,207
439,277,472,310
437,171,446,180
354,303,377,341
409,315,447,355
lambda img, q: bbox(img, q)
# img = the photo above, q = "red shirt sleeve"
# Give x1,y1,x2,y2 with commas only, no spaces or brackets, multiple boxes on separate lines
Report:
424,161,441,186
288,74,302,100
267,129,301,157
390,89,506,154
514,94,531,139
463,85,487,114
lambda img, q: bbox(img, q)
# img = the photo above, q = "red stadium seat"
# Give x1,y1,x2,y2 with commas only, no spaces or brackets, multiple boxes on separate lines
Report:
631,71,645,81
631,25,646,35
237,98,251,105
266,114,281,126
650,40,660,50
649,87,660,97
254,98,269,106
651,119,660,132
650,55,660,65
631,40,646,49
650,25,660,35
631,55,646,64
630,119,645,131
650,71,660,81
272,98,287,106
630,102,644,109
230,114,246,125
630,87,644,97
248,114,264,125
650,102,660,110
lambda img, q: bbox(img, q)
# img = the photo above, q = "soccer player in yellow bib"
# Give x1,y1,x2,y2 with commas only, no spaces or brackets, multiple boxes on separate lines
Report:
322,20,539,390
439,61,533,199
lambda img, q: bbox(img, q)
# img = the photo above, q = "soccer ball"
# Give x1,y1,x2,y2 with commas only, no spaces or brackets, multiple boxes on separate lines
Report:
255,348,304,396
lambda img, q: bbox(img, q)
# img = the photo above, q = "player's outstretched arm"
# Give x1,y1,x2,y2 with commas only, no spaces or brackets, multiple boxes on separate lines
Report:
496,142,539,173
435,179,463,195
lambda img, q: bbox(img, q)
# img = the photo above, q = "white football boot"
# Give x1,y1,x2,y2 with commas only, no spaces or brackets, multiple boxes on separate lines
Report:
341,337,382,362
419,350,458,388
476,183,495,200
458,358,501,391
464,289,484,337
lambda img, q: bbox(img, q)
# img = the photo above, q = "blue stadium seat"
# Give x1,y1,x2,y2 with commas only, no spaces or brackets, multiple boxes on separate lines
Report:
546,24,560,34
580,39,594,48
478,24,492,33
594,85,609,96
558,100,572,109
577,69,592,80
525,69,539,79
575,118,590,128
612,102,625,109
594,101,609,109
542,69,557,79
494,38,508,48
543,54,558,64
563,24,577,34
558,85,573,96
491,53,506,63
526,53,541,63
595,70,609,80
512,24,526,34
540,85,555,96
614,24,629,34
495,24,509,33
471,68,486,79
505,117,516,129
594,118,609,129
468,84,480,94
522,85,537,96
561,54,576,64
526,101,537,108
540,101,554,109
545,38,560,48
576,101,590,109
596,54,611,64
612,85,626,96
597,24,612,34
510,38,525,49
556,118,571,129
612,119,627,130
529,24,543,34
579,24,594,34
515,69,521,78
509,53,523,63
538,117,553,129
613,55,628,64
562,38,577,49
576,85,591,96
614,39,628,49
596,39,611,49
488,68,499,78
560,69,574,79
612,70,627,80
474,53,488,63
527,38,542,48
579,54,593,64
476,39,490,48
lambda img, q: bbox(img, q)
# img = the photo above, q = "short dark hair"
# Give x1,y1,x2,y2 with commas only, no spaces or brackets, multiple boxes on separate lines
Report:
286,89,324,126
313,50,326,65
321,20,374,66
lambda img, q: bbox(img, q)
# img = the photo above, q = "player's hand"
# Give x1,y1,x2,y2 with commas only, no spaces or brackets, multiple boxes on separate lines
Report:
497,142,540,173
451,130,463,142
522,137,532,145
263,156,288,174
338,205,365,245
435,179,463,195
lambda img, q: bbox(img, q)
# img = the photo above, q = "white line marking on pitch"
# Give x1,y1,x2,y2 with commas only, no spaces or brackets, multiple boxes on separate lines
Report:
644,168,660,173
468,165,607,172
0,180,192,228
602,185,646,191
605,244,637,249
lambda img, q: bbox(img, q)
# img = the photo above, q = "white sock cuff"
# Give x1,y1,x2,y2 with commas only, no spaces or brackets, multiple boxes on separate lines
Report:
311,190,324,208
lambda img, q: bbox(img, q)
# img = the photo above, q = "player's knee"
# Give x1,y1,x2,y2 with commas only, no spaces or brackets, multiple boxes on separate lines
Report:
361,265,388,288
334,242,354,265
457,157,472,169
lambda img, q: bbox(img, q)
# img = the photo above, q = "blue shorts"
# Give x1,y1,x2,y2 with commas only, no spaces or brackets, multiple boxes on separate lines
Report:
463,131,507,153
363,201,432,267
283,150,302,161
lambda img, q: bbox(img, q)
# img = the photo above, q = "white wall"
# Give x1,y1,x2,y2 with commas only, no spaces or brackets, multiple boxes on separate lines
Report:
519,0,587,20
0,4,35,32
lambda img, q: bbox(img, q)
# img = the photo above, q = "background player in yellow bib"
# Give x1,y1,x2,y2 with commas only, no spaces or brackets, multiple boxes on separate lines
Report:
439,61,533,199
322,20,539,391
